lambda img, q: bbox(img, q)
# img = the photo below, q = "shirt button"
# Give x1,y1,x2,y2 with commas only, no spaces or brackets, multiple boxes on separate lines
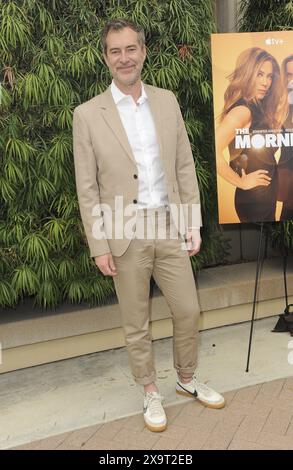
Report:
133,174,138,179
133,199,137,204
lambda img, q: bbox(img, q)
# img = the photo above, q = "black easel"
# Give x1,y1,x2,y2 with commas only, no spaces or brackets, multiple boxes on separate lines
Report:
283,252,289,308
246,222,265,372
281,222,289,309
246,222,292,371
271,224,293,334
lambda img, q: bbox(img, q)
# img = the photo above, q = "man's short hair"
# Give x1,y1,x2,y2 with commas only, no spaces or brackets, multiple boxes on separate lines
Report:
101,18,145,55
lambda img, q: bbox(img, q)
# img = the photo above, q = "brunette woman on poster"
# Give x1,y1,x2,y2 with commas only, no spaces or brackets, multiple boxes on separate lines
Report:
216,47,286,223
278,54,293,221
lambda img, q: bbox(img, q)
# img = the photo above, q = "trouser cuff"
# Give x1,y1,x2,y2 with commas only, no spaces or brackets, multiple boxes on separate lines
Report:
176,366,197,376
134,371,157,386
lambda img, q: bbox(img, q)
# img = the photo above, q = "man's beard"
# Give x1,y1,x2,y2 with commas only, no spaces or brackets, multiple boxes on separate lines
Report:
120,71,141,87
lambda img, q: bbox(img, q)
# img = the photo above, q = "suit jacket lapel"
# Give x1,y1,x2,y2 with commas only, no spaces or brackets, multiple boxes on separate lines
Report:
98,84,164,166
99,87,136,166
144,84,164,161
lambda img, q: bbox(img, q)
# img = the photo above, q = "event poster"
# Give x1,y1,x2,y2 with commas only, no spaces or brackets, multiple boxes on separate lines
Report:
211,31,293,224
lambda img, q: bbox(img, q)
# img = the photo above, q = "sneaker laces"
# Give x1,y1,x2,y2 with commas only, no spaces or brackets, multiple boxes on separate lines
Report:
180,374,215,397
190,377,215,397
145,392,164,416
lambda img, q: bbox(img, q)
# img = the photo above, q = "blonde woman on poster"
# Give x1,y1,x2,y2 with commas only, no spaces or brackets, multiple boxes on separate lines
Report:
216,47,286,223
278,54,293,221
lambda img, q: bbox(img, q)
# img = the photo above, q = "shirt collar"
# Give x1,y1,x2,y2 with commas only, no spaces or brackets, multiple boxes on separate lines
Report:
110,80,147,106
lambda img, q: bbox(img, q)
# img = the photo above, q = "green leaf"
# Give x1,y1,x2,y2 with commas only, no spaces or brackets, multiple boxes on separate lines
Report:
20,233,52,262
12,265,39,295
0,279,17,306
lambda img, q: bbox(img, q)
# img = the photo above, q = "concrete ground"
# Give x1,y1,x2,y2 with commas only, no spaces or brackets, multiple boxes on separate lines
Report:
1,316,293,450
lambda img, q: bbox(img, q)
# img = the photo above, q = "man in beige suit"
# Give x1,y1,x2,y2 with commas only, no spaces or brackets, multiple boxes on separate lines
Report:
73,19,225,433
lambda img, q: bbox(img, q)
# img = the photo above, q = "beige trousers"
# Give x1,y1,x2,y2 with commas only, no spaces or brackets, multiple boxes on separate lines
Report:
113,207,200,386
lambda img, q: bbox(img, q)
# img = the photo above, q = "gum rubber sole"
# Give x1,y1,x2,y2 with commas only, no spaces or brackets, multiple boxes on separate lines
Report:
144,421,167,432
176,388,225,409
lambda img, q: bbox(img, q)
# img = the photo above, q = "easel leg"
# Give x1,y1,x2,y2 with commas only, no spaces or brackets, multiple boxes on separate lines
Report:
280,221,289,309
246,222,264,372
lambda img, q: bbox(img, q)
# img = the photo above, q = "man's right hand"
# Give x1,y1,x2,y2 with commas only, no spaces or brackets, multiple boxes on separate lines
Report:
94,253,117,276
240,169,271,190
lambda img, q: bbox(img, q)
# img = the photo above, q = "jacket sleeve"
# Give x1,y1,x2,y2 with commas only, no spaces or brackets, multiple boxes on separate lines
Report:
172,92,202,229
73,106,110,258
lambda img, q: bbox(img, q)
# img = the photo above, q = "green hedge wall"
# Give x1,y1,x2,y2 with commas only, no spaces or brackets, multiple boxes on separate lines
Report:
0,0,228,309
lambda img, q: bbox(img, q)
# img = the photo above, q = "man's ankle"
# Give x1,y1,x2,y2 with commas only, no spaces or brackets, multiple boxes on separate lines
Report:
178,373,193,384
144,382,159,394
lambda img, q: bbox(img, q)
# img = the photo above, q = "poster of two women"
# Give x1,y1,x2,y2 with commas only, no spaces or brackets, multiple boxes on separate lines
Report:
211,31,293,224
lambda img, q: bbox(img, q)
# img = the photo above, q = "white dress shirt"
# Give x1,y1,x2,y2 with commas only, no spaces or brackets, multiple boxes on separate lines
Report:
111,80,169,209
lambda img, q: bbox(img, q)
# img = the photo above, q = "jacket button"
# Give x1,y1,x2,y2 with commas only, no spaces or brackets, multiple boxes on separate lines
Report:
133,174,138,179
133,199,137,204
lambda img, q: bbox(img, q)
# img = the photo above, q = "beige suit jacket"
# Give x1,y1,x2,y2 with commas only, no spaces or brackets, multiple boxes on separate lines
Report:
73,84,202,258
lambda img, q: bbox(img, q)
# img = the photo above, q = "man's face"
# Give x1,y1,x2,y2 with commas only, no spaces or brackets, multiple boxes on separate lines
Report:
104,27,146,88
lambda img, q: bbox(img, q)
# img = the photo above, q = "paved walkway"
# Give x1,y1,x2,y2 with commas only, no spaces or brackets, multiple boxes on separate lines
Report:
12,377,293,450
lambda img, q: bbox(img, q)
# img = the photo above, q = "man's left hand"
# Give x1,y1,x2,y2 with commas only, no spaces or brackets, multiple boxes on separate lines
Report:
186,228,201,257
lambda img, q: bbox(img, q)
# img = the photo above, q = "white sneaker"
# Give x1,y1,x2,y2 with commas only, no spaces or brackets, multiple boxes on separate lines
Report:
176,375,225,409
143,391,167,432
